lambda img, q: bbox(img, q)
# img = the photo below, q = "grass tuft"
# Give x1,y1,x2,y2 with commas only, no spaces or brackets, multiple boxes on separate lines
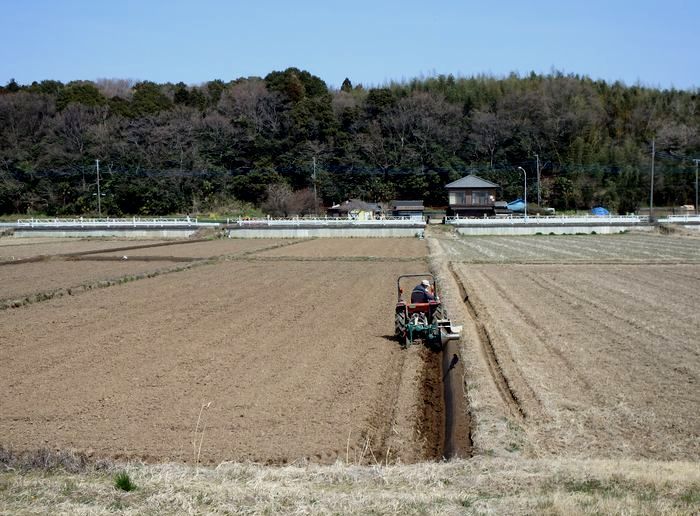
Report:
114,471,136,492
680,486,700,505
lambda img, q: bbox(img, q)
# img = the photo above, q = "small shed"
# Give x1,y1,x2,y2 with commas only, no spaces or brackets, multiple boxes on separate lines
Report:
445,174,499,217
390,200,424,220
327,199,381,220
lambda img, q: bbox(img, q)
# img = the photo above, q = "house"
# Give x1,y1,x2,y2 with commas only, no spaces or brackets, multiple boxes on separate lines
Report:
327,199,381,220
445,174,499,217
389,200,424,220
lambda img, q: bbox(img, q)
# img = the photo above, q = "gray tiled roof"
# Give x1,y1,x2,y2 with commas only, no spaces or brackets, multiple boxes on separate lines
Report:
445,175,499,189
390,200,424,209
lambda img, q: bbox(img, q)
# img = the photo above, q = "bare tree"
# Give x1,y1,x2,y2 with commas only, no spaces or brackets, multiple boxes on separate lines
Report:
218,79,280,135
468,109,511,168
290,188,318,215
94,78,136,99
0,92,54,159
262,183,293,216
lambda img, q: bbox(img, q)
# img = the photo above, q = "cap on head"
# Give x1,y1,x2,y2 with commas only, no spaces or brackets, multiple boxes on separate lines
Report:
421,279,430,287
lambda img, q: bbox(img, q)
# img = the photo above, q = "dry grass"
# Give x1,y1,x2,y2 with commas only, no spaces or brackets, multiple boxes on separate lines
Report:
1,450,698,515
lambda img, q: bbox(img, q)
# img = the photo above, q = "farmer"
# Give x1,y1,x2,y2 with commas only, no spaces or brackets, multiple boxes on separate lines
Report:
411,279,435,303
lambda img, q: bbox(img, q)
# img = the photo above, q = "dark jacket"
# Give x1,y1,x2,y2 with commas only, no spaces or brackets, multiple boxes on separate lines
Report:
411,284,435,303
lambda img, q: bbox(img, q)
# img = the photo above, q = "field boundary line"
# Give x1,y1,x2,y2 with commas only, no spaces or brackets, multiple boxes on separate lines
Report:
67,255,198,263
62,238,212,256
229,255,426,263
234,238,313,257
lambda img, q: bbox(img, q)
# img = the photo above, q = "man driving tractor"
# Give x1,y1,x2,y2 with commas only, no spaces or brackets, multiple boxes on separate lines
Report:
411,279,435,303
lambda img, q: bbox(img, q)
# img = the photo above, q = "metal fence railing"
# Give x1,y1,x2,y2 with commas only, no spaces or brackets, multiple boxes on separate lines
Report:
445,214,647,225
230,216,425,227
659,215,700,223
15,217,219,228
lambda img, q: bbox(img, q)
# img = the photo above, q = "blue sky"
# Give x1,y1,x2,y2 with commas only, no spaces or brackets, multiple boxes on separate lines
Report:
2,0,698,90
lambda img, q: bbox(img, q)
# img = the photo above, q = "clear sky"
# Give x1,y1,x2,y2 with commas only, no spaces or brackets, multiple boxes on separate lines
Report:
1,0,698,90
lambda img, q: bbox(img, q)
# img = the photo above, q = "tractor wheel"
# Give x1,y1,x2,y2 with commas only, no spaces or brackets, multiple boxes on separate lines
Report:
395,311,406,337
433,305,445,321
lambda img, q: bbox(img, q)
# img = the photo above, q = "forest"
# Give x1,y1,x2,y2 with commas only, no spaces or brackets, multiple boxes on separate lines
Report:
0,69,698,216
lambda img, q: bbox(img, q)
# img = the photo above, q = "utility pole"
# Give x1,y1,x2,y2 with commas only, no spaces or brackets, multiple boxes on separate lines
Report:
694,159,699,216
517,166,528,220
649,139,655,220
312,157,318,215
535,153,541,207
95,159,102,217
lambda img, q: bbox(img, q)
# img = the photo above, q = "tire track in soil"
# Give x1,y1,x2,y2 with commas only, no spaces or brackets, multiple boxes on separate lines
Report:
447,262,526,420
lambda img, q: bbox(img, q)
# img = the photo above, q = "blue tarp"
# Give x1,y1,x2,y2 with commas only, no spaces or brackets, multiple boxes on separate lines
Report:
507,199,525,212
591,206,610,216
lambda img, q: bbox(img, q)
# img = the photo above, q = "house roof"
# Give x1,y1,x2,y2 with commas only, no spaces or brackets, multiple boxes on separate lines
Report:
390,199,424,210
328,199,381,212
445,174,499,189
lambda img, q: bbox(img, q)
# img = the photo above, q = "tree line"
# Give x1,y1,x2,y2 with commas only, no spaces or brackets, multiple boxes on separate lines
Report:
0,69,698,216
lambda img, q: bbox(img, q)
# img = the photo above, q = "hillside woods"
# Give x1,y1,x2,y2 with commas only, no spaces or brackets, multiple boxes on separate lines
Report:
0,69,698,216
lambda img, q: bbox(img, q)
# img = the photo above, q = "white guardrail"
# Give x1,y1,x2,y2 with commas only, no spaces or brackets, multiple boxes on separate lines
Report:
445,215,648,225
658,215,700,223
231,216,425,227
16,217,219,228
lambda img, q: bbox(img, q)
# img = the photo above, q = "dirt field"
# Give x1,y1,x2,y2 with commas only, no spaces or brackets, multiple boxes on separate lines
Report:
2,231,699,514
87,238,296,259
257,237,428,258
0,238,168,260
0,253,439,464
0,239,303,306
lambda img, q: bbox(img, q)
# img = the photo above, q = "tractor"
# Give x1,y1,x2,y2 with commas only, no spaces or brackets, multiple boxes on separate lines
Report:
394,274,462,349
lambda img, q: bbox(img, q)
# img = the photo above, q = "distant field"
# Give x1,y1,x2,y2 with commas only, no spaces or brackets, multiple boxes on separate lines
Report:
0,238,167,260
87,238,295,259
442,233,700,263
256,237,428,258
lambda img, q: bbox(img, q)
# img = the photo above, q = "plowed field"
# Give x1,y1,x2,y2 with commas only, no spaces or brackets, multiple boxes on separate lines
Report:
0,238,167,260
0,239,438,464
444,233,700,263
435,230,700,461
0,260,180,303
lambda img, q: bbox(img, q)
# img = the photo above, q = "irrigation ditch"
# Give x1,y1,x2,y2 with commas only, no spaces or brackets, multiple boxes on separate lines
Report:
418,236,474,461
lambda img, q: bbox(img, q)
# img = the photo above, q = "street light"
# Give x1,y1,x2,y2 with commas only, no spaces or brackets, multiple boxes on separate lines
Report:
95,159,101,217
517,166,528,220
694,159,699,216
